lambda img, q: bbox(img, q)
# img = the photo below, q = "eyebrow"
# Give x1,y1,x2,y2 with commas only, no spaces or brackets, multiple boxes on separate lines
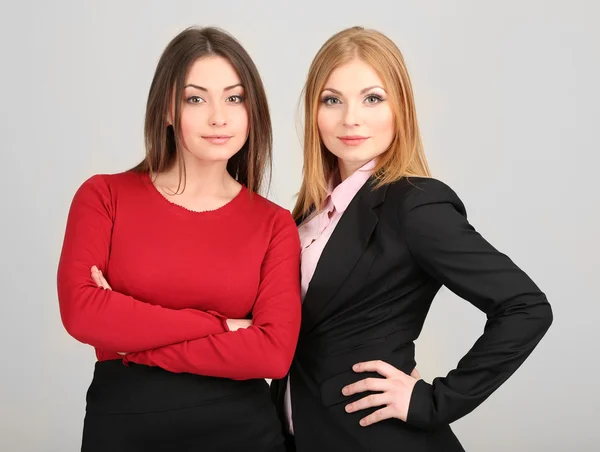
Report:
184,83,244,92
322,85,386,95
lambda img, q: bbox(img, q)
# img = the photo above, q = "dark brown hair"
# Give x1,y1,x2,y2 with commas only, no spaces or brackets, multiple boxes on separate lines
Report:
133,26,272,194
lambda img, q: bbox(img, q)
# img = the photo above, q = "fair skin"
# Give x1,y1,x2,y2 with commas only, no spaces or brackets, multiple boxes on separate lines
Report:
317,58,420,426
90,55,253,336
317,59,395,182
157,55,249,211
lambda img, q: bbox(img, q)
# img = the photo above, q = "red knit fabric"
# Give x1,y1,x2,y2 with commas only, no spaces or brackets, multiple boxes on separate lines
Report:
57,171,301,380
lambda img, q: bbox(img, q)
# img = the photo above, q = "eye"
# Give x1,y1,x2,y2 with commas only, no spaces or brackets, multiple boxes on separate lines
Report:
322,96,341,106
365,94,384,104
226,95,244,103
186,96,205,104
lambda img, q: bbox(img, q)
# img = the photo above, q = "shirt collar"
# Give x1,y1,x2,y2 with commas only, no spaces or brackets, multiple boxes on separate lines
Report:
327,159,376,213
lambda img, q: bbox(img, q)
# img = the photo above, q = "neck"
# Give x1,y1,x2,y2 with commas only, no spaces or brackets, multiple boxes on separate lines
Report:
338,158,369,182
160,152,237,197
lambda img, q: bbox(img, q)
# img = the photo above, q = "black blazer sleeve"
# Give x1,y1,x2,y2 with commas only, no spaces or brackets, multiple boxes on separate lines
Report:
401,178,553,429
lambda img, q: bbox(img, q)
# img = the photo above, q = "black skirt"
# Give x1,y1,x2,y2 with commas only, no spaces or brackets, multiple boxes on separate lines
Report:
81,360,285,452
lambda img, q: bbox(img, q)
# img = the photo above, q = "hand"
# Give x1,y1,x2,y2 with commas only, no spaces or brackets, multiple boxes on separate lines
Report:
91,266,126,354
226,319,253,331
91,266,112,290
342,360,421,426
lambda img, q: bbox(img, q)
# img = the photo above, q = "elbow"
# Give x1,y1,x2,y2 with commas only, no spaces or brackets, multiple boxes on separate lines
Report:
58,285,104,347
502,293,553,336
536,298,553,335
269,365,291,380
520,295,553,343
59,293,95,346
265,360,292,380
58,286,85,342
264,350,294,380
60,310,89,344
266,366,291,381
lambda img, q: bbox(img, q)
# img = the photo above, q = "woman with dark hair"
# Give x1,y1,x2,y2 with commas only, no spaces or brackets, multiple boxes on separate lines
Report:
57,26,301,452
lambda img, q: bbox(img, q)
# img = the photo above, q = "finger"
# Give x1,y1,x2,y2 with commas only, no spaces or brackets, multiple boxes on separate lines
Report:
91,270,103,288
97,271,112,290
360,406,394,427
117,352,127,356
353,360,401,378
343,377,390,396
96,274,109,290
411,367,421,380
90,267,108,289
345,393,391,413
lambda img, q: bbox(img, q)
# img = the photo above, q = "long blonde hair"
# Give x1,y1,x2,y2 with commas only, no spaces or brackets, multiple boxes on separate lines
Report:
293,26,431,220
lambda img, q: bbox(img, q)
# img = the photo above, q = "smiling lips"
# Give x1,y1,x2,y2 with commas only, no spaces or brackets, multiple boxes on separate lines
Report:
202,135,232,144
338,135,369,146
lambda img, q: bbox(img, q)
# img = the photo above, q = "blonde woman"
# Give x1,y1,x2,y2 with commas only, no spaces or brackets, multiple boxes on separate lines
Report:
271,26,552,451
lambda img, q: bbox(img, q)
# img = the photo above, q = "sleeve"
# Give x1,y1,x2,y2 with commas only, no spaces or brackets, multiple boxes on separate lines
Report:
124,209,302,380
57,175,228,353
402,179,553,429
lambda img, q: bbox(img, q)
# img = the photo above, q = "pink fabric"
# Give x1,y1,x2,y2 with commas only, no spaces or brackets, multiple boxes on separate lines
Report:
284,159,376,435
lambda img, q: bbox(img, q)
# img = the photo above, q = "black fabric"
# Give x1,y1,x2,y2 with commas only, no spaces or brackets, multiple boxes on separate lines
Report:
82,360,284,452
271,176,552,451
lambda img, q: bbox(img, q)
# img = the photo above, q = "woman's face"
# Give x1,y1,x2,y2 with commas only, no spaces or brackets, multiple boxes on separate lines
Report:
317,59,395,173
173,56,249,163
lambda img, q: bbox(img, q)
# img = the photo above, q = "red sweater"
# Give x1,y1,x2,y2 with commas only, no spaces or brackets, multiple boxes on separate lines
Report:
57,171,301,380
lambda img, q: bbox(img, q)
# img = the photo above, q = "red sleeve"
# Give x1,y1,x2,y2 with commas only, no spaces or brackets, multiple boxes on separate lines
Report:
57,175,228,353
124,209,302,380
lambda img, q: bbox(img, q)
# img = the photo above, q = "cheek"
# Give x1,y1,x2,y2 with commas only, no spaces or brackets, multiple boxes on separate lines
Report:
372,107,395,142
180,107,202,138
317,109,337,139
179,117,195,150
229,106,250,137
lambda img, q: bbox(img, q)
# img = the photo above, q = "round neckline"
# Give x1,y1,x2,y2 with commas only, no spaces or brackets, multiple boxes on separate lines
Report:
139,171,247,219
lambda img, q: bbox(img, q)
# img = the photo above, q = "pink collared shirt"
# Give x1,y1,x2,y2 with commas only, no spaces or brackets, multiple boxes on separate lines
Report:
284,159,376,435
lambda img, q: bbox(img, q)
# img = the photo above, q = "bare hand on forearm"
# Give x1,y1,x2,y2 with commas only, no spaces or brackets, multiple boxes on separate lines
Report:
225,318,253,331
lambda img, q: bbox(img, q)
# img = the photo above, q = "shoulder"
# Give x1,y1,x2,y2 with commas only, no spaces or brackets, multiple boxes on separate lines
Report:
245,192,298,238
71,170,144,210
385,176,467,219
76,170,142,194
247,192,294,219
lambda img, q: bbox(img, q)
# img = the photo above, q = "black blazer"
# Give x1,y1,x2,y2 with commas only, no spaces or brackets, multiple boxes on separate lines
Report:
271,177,552,452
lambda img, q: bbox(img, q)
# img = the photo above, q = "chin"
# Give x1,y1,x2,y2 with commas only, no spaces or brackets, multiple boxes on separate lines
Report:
335,151,376,164
188,147,241,163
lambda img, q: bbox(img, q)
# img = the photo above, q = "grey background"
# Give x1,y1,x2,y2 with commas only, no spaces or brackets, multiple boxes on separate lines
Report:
1,1,598,450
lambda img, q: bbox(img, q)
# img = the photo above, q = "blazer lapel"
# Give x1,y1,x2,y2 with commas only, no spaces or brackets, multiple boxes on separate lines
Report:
301,178,388,334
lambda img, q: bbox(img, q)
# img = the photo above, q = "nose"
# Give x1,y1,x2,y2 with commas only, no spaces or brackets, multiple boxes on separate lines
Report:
208,104,227,127
342,102,360,128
